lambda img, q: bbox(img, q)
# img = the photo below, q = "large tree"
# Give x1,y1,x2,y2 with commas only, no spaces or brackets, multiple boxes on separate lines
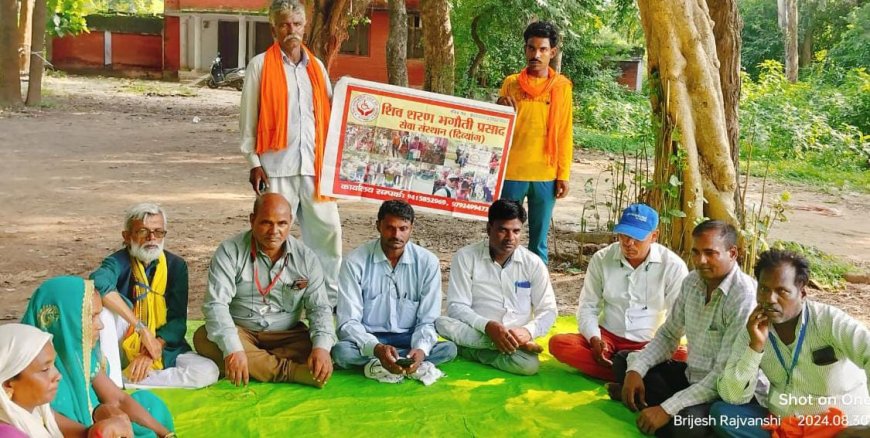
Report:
706,0,742,210
18,0,34,73
307,0,371,70
0,0,22,107
779,0,799,82
420,0,454,94
639,0,738,254
386,0,408,86
25,0,46,106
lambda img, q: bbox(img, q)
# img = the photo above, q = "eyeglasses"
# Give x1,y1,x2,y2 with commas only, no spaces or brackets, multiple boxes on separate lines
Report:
133,228,167,239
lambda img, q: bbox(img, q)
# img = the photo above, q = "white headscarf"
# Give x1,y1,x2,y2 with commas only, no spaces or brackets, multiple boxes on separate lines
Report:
0,323,63,438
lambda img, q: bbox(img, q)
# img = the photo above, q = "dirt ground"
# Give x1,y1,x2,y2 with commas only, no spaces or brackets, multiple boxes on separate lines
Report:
1,75,867,325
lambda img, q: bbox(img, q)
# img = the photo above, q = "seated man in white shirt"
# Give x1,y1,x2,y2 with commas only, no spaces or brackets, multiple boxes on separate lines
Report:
332,200,457,384
435,200,558,376
712,249,870,437
550,204,688,383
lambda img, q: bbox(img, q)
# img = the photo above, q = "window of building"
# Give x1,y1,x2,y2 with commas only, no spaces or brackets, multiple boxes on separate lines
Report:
407,13,423,59
340,18,371,56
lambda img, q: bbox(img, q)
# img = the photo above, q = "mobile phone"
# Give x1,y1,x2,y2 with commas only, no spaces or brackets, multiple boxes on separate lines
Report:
395,358,414,368
258,180,268,193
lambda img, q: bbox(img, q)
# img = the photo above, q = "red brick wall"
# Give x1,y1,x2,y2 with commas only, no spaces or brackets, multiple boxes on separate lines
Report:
171,0,267,12
112,34,163,69
330,10,424,87
616,60,641,91
164,16,180,71
52,32,105,68
52,32,164,73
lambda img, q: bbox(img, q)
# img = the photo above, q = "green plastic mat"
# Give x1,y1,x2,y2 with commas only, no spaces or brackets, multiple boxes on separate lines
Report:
147,317,644,437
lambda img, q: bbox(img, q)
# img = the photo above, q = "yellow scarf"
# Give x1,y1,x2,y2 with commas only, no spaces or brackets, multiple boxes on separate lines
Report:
121,252,167,372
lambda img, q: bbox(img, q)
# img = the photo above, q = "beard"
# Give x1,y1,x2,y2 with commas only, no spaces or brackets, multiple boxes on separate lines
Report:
129,240,164,264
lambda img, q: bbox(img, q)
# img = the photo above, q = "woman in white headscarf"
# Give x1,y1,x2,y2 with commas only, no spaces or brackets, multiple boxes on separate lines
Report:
0,323,63,438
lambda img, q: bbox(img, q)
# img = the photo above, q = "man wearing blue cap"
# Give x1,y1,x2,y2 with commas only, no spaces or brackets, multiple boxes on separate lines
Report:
550,204,688,382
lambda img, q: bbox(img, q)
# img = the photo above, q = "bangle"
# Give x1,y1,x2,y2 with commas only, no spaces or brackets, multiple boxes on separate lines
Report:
134,321,147,332
163,433,177,438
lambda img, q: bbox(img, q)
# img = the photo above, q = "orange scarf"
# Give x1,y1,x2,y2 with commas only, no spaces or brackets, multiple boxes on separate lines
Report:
256,42,333,201
516,66,571,166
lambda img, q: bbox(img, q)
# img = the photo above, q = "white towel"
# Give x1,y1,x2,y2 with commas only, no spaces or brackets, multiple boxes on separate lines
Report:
407,361,444,386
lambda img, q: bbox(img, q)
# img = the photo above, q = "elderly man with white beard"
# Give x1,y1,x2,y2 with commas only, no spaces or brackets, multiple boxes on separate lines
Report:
90,203,219,389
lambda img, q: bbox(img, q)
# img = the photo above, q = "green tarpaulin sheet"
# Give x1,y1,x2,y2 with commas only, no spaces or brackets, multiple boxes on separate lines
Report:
147,317,644,437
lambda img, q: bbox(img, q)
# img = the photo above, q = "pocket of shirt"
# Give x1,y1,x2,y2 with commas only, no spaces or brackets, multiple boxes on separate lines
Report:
515,285,532,315
281,282,304,311
624,307,659,341
397,298,419,329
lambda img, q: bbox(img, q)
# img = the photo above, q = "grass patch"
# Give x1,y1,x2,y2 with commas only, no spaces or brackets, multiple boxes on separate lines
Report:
575,126,649,155
771,240,857,290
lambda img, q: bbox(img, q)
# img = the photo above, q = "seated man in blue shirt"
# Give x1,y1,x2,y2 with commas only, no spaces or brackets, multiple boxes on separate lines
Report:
332,200,457,384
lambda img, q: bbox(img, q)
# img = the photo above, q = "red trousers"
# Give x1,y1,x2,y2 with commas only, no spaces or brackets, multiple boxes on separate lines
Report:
549,326,688,382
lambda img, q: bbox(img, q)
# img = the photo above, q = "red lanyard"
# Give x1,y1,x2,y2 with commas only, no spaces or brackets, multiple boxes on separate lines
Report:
251,240,288,303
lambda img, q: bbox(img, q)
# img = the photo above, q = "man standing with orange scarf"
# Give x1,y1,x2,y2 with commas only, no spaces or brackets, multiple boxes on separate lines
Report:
240,0,342,306
496,21,573,265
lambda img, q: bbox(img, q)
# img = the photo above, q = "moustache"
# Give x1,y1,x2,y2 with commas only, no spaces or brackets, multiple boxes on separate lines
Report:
284,35,303,43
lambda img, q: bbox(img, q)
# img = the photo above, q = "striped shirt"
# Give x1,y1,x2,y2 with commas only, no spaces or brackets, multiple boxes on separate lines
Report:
627,263,757,415
718,300,870,424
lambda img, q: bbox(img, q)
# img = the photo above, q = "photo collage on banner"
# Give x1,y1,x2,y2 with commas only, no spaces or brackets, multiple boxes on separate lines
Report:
320,77,516,220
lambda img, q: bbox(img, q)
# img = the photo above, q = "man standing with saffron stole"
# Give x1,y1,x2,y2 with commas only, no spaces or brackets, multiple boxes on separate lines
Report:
496,21,573,265
240,0,342,306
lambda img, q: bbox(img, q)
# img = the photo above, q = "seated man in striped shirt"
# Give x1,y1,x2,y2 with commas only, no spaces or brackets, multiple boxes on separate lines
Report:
611,220,757,437
712,249,870,436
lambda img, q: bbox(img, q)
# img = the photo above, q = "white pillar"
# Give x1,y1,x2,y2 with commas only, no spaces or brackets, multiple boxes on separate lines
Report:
179,16,188,70
238,15,247,69
104,30,112,65
193,15,202,71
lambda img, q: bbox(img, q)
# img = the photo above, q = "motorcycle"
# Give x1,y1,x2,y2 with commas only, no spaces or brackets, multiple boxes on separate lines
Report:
207,53,245,91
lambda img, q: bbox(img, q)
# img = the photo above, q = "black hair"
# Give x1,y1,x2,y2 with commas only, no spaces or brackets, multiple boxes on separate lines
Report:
691,220,738,249
754,249,811,288
523,21,560,48
378,199,415,223
488,199,526,224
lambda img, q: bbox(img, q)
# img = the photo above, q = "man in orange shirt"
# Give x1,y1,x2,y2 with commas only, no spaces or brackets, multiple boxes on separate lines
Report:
496,21,573,265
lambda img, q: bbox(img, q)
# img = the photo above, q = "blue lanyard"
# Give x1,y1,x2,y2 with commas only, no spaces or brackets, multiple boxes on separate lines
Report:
767,304,808,385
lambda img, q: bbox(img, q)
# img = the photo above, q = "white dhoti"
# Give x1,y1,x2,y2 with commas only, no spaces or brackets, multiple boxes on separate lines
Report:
268,175,342,307
99,309,219,389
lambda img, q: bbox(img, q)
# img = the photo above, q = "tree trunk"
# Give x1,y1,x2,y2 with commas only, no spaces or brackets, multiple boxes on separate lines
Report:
386,0,408,87
25,0,46,106
799,28,813,68
421,0,454,94
306,0,371,71
467,13,488,88
783,0,798,82
638,0,738,255
0,0,22,107
18,0,34,74
706,0,743,217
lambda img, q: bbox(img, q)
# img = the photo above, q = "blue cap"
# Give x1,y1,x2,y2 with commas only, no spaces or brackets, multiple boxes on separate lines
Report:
613,203,659,241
